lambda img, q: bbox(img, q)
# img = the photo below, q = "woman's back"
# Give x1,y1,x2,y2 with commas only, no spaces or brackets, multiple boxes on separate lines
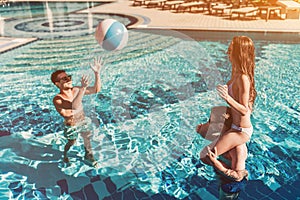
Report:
228,74,252,128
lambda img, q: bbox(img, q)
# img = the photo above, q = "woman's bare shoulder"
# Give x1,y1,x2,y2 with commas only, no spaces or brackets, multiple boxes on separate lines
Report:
237,74,250,84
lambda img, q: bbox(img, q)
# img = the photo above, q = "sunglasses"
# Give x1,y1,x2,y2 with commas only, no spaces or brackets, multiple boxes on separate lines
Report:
57,75,72,82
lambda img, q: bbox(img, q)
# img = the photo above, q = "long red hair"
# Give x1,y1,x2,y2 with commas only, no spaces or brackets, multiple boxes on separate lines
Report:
229,36,257,105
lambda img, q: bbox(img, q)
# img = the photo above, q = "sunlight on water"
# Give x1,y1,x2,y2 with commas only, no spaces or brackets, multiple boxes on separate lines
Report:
1,2,300,199
1,34,299,198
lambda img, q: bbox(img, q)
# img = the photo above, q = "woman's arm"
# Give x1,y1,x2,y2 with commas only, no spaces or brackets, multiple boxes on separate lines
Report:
207,146,248,181
217,75,250,116
206,147,228,173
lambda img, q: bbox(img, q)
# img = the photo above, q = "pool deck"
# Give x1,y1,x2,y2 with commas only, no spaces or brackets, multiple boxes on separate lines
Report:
0,37,37,53
0,0,300,53
80,0,300,32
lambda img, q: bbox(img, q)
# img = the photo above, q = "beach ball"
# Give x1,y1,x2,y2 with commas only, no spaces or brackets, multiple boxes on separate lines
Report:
95,19,128,51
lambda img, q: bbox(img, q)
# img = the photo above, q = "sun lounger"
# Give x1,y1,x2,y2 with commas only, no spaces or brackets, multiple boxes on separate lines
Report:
146,0,166,7
211,4,233,15
230,7,258,19
162,0,185,10
133,0,145,6
176,1,207,12
133,0,146,6
277,1,300,19
258,6,282,21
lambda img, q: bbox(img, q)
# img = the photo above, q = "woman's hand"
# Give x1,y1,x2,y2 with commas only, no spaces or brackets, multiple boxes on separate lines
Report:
90,56,103,74
217,84,229,102
207,146,218,164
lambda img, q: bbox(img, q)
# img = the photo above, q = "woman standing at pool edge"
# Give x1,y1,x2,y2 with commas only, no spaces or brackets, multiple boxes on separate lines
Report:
200,36,257,181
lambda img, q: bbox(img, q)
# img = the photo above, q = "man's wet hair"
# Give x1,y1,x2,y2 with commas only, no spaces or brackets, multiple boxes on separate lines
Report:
51,70,66,84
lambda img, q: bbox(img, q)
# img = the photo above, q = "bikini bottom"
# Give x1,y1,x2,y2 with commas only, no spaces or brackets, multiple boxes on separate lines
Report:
231,124,253,138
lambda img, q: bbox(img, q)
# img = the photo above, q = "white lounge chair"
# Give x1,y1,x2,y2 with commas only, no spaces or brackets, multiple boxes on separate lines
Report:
162,0,185,10
176,1,207,12
211,4,233,15
230,7,259,19
277,0,300,19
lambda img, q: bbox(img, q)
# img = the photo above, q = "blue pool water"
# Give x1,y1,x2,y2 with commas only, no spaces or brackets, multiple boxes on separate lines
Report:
1,2,300,200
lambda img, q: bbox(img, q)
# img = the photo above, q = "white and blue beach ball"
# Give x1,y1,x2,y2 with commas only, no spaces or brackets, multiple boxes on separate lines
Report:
95,19,128,51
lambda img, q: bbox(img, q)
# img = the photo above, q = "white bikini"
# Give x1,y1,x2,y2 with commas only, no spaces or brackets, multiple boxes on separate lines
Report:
231,124,253,138
228,83,253,138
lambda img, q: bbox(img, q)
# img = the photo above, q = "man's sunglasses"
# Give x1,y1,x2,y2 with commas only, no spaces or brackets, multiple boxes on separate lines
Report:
57,75,72,82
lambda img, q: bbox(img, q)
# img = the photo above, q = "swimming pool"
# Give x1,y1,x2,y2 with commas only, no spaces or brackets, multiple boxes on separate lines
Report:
0,2,300,200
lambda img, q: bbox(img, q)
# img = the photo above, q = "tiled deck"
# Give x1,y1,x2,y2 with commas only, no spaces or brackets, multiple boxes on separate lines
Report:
79,0,300,32
0,37,37,53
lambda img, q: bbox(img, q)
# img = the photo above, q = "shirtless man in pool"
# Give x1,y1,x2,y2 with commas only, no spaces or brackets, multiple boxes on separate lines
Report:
51,57,103,164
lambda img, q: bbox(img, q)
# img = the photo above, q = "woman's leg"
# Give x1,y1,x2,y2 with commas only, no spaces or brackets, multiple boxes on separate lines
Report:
215,144,247,170
206,144,249,181
222,144,248,181
196,122,231,141
200,129,249,165
212,129,249,157
229,144,247,170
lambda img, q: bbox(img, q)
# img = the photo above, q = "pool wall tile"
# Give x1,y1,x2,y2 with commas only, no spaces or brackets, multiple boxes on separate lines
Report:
238,180,270,199
83,184,99,200
23,188,49,200
149,193,165,200
90,175,101,183
151,193,177,200
70,189,85,200
128,187,150,199
36,187,47,194
0,130,10,137
103,196,113,200
47,185,62,198
193,188,218,200
275,184,300,199
110,175,132,192
188,174,207,188
56,179,68,194
264,191,288,200
183,193,203,200
91,180,111,199
8,181,23,198
291,177,300,191
205,180,219,198
120,187,136,199
108,191,123,199
103,176,117,194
